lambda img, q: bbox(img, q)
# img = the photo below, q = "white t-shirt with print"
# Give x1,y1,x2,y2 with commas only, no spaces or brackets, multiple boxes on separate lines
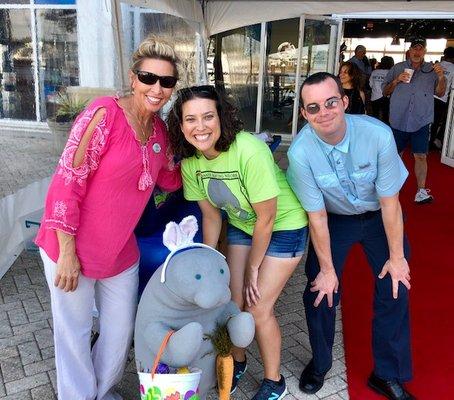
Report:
369,69,389,101
434,60,454,103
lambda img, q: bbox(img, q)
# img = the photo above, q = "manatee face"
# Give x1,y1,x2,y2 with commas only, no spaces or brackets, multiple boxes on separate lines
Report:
207,179,248,219
164,248,231,309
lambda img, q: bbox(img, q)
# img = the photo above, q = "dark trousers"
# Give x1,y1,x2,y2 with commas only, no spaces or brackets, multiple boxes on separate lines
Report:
303,210,412,381
371,97,390,125
430,97,448,145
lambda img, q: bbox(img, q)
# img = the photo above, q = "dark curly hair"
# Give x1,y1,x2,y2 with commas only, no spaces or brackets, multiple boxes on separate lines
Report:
339,61,363,90
167,85,243,159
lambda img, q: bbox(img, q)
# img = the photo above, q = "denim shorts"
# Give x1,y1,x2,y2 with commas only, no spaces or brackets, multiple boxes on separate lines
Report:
227,224,308,258
392,124,430,154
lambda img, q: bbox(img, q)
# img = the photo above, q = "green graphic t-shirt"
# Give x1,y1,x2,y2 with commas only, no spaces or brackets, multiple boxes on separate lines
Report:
182,132,308,236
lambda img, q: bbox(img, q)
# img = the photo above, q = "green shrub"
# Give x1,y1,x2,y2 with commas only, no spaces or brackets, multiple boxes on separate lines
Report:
54,93,88,123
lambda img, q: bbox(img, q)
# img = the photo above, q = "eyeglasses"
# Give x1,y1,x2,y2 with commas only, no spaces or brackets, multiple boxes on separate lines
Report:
304,97,343,115
133,70,178,88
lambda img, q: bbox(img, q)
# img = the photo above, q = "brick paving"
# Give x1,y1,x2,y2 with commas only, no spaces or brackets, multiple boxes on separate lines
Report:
0,130,59,199
0,132,348,399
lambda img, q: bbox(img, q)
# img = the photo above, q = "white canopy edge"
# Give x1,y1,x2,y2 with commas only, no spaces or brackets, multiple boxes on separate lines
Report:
118,0,204,22
205,1,454,36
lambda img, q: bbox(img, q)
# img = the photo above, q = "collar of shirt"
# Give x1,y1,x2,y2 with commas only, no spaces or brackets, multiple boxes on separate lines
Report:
405,59,432,71
310,124,350,157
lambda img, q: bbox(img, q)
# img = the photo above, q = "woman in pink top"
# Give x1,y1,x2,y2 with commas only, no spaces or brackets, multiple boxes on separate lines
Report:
35,36,181,400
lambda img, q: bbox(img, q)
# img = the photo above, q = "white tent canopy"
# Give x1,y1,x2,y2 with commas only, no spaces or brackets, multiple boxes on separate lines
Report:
117,1,454,37
203,1,454,36
118,0,204,23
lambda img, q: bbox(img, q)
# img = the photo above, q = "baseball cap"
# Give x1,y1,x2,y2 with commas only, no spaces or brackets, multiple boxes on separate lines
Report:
410,37,426,48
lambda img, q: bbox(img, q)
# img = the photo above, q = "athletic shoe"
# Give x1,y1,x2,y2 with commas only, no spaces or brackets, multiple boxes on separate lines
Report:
252,375,287,400
230,358,247,394
414,188,434,204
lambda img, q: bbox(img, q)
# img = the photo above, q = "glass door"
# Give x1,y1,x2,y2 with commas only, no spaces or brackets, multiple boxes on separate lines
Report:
260,18,300,134
441,88,454,167
208,24,262,133
292,16,342,136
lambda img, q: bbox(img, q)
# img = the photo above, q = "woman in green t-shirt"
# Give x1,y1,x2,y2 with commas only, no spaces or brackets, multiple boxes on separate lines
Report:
168,85,308,400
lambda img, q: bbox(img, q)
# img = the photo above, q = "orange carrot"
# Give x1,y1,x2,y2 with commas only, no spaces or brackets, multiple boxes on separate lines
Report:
207,323,234,400
216,353,233,400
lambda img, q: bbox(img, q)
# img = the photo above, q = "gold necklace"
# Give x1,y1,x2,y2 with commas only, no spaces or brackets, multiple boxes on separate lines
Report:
126,103,154,145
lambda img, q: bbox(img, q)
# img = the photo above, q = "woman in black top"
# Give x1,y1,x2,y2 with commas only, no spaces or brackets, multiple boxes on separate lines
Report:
339,61,366,114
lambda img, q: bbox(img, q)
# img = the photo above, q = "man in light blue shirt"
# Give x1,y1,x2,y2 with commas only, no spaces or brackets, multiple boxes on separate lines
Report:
287,72,414,400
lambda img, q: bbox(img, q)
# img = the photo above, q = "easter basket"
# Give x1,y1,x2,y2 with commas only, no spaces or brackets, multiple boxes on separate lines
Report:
138,331,202,400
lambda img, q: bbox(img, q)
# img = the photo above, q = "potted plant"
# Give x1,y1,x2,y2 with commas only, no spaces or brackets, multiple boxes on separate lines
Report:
47,91,88,155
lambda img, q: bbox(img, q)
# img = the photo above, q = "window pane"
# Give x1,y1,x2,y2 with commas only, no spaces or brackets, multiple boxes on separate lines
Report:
297,19,334,132
34,1,76,4
0,9,35,120
261,18,299,134
139,11,199,88
0,1,29,4
209,25,261,132
36,9,79,121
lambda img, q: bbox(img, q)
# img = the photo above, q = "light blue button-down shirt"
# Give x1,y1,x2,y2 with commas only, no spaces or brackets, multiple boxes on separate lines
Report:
384,60,439,132
287,114,408,215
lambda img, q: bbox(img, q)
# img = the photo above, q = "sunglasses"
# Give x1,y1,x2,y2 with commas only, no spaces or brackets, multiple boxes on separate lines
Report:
133,70,178,88
177,85,217,96
304,97,343,115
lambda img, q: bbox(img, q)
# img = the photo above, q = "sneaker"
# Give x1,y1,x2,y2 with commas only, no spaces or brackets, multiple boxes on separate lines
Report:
414,188,434,204
252,375,287,400
230,358,247,394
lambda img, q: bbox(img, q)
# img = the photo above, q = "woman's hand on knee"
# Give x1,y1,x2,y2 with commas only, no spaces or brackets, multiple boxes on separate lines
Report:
243,265,261,307
55,252,81,292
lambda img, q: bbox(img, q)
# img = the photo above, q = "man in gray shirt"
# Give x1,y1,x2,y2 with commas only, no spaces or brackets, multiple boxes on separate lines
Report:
349,45,372,93
349,45,372,77
383,37,446,204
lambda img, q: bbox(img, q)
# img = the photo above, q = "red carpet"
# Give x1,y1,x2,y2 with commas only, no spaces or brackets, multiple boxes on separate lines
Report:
342,151,454,399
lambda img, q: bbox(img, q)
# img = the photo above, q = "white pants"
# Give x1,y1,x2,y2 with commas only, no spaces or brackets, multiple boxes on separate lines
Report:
40,249,139,400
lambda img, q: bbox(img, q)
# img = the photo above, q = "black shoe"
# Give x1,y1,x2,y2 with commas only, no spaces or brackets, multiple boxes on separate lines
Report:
367,373,415,400
230,358,247,394
299,360,326,394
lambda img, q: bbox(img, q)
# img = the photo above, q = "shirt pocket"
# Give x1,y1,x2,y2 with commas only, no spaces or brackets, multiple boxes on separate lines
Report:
350,167,377,199
314,173,344,199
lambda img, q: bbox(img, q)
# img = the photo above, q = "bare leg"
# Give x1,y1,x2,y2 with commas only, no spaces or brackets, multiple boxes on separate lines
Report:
414,153,427,189
246,255,301,381
227,244,250,362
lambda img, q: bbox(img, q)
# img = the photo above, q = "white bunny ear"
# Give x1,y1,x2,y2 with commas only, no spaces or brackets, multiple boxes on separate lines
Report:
179,215,198,243
163,221,183,252
160,215,224,283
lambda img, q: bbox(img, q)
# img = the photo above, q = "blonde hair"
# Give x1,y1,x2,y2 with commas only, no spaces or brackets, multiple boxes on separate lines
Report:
131,36,179,78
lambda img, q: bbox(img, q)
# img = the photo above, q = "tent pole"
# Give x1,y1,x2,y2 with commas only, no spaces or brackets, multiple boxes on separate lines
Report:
111,0,127,91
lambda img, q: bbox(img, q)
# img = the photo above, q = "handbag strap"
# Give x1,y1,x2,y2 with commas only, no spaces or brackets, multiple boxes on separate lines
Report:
151,330,175,379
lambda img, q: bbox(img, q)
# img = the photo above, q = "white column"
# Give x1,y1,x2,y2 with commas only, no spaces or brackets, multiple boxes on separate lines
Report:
76,0,117,88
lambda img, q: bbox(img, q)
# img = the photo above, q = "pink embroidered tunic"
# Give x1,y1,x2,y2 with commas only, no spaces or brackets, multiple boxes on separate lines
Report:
35,96,181,279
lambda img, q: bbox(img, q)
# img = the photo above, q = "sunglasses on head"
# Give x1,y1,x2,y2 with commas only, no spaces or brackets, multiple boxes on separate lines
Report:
304,96,343,115
177,85,217,96
133,70,178,88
